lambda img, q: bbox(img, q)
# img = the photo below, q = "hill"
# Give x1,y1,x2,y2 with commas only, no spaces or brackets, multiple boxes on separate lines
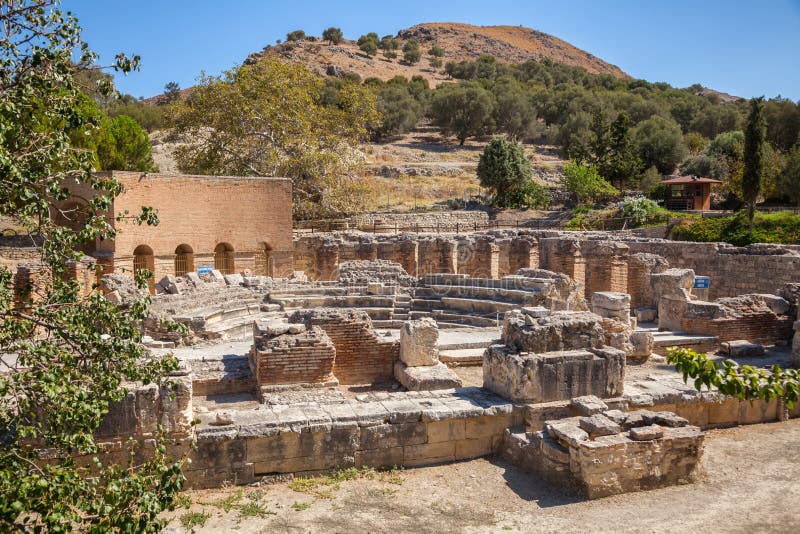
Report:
247,22,627,87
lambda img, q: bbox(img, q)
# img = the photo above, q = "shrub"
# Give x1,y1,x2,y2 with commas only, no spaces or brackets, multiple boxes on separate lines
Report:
286,29,306,41
618,196,660,225
561,161,618,204
322,27,343,44
478,137,548,209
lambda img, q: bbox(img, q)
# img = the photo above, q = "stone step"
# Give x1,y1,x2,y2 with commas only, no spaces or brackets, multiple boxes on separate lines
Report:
651,331,719,354
414,285,547,303
274,295,396,309
439,296,519,314
439,348,485,366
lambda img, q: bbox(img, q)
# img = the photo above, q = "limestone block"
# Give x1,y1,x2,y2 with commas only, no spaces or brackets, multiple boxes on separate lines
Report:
426,419,466,443
157,275,181,295
105,290,122,306
651,268,695,301
399,317,439,366
522,306,550,318
579,414,621,437
629,424,664,441
571,396,609,416
185,272,203,287
224,273,244,286
630,331,654,360
721,340,765,358
502,310,605,354
591,292,631,312
210,269,226,284
359,422,426,450
394,361,462,391
635,308,657,323
483,346,625,403
658,294,689,331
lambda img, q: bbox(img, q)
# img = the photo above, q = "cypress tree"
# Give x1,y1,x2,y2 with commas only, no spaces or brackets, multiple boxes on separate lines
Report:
742,97,765,235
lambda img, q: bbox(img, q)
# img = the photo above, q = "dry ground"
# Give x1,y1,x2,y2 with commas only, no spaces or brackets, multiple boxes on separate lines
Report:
163,418,800,534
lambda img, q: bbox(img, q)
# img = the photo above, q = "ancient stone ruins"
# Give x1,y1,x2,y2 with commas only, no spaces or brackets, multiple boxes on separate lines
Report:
8,216,800,500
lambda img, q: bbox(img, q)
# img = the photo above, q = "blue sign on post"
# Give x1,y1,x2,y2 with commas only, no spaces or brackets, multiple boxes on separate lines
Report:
693,276,710,289
197,265,213,275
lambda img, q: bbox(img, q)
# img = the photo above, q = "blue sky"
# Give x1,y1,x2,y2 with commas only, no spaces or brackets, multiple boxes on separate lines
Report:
63,0,800,100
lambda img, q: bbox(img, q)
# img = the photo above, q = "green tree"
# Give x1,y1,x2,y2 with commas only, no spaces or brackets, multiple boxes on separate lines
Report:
322,26,344,44
374,84,423,138
477,138,547,208
428,45,445,68
742,97,766,235
169,57,379,218
103,115,158,171
163,81,181,103
429,82,494,145
638,165,663,195
633,115,688,174
357,33,379,56
561,161,619,204
380,35,399,59
402,39,421,64
778,146,800,206
491,81,535,140
598,112,642,188
0,2,184,531
286,29,306,41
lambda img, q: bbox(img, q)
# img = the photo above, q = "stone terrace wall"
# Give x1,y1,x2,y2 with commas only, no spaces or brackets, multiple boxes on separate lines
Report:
293,231,800,301
290,309,399,384
678,294,794,344
354,210,489,232
625,240,800,300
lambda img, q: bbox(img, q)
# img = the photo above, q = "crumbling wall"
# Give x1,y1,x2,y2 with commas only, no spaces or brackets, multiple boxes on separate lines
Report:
627,252,669,309
250,322,336,386
290,309,399,384
417,237,458,276
680,294,794,344
538,237,585,291
582,240,629,297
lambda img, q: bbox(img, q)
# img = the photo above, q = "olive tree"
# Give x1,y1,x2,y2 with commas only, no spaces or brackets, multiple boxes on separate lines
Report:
477,138,548,208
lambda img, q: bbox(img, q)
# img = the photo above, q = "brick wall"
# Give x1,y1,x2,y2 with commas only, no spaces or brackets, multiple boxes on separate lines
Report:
63,172,294,281
582,241,629,298
250,327,336,386
293,309,400,384
627,253,669,308
680,313,794,344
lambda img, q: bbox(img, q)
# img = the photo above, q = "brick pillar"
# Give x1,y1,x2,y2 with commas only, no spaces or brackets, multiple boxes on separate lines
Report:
627,253,669,308
473,236,499,279
14,262,48,307
355,240,378,261
538,237,585,289
418,238,457,276
583,241,629,298
509,236,538,274
456,239,473,276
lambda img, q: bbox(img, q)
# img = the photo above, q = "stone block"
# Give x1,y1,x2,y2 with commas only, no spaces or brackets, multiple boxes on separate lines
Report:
465,415,512,439
653,411,689,428
426,418,466,443
455,437,495,459
570,395,609,416
630,331,654,360
651,268,695,298
394,361,462,391
707,398,740,427
522,306,550,318
739,398,777,425
355,446,404,468
591,292,631,312
359,422,427,450
635,308,657,323
399,317,439,366
579,414,621,437
224,273,244,286
403,441,455,466
629,424,664,441
210,269,226,284
721,340,765,358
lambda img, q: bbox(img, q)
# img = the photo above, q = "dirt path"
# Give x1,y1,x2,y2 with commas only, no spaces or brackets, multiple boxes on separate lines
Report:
164,419,800,533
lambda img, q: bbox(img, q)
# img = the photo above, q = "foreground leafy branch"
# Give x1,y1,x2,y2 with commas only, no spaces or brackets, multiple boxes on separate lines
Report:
667,347,800,408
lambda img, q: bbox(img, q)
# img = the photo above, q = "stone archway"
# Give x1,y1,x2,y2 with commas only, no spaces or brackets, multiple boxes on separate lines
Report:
214,242,235,275
133,244,155,294
174,244,194,276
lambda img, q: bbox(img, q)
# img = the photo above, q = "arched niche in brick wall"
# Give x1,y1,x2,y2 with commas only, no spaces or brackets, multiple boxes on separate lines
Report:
174,244,194,276
254,241,274,277
214,242,235,275
133,244,155,294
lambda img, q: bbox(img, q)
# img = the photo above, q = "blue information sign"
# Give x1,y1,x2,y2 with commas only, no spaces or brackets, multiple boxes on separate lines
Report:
197,265,213,275
693,276,710,289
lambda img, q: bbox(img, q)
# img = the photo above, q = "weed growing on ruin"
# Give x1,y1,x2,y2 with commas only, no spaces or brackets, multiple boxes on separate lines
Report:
289,466,375,495
238,501,276,519
175,494,193,509
180,510,210,530
292,501,312,511
203,488,244,512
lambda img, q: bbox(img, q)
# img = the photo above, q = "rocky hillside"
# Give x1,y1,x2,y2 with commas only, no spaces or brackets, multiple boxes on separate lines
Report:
249,22,627,87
